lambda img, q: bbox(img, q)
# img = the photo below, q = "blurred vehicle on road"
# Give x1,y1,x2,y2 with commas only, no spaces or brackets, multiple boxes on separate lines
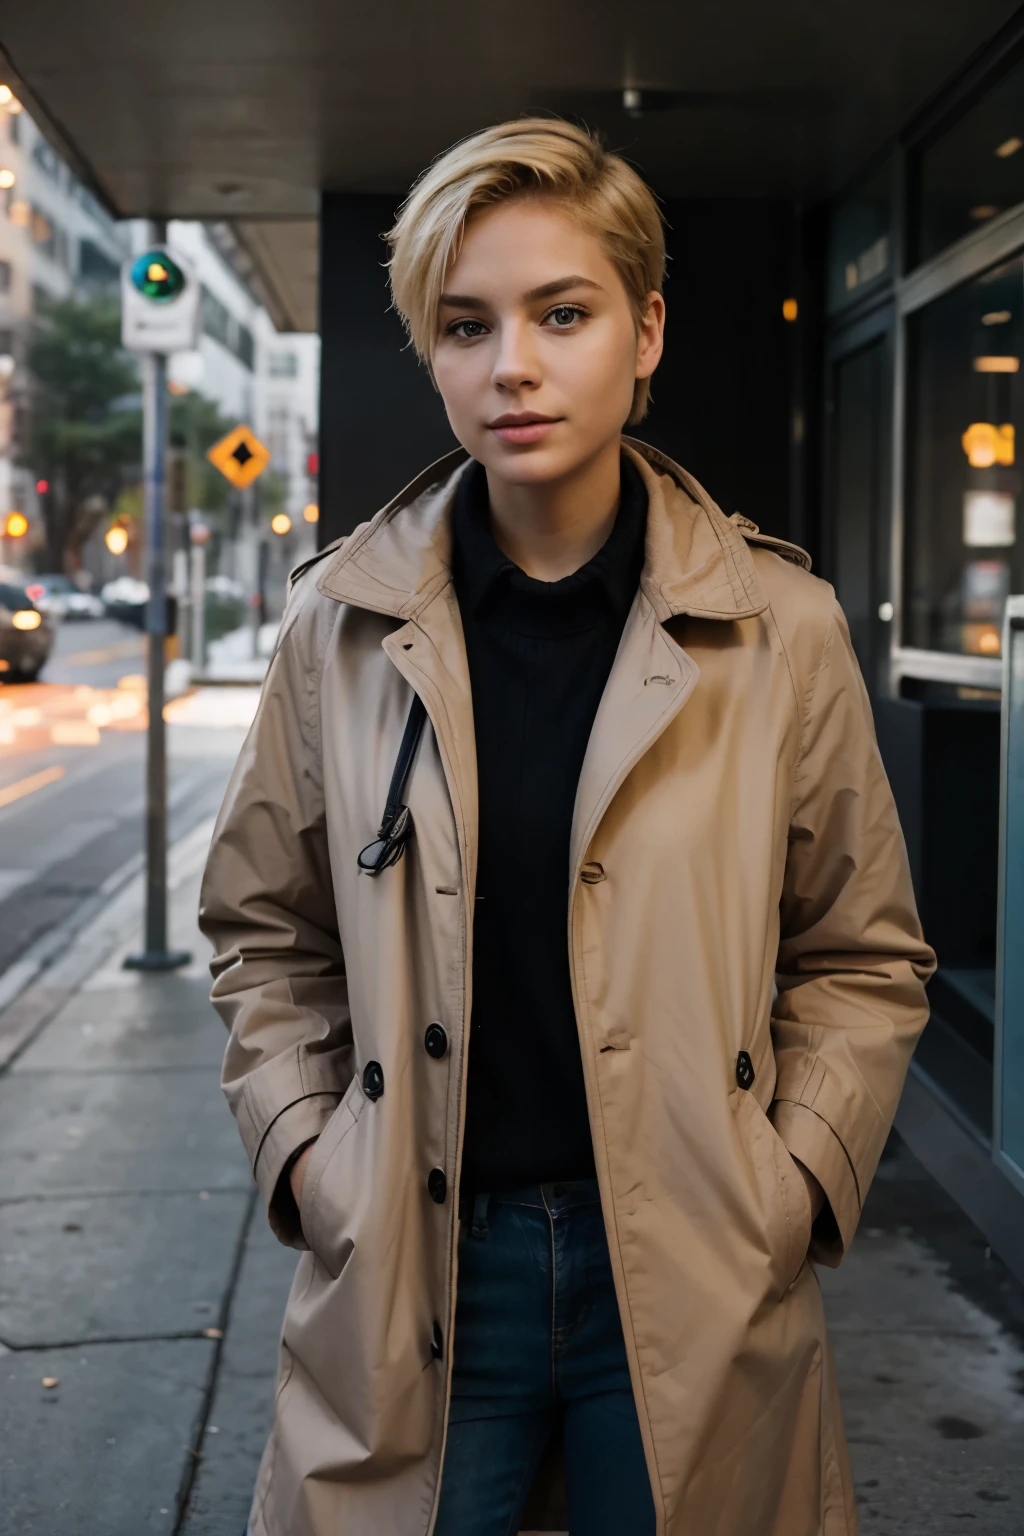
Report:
24,574,106,622
0,581,56,681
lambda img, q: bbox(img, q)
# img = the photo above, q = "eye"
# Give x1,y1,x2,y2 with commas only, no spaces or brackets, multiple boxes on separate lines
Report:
544,304,587,329
446,318,489,340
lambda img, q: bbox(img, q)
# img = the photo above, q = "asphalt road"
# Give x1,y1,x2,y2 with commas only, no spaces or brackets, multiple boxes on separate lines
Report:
0,618,252,984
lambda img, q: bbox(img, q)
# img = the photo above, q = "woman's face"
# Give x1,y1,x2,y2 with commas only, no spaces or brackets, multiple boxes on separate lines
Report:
431,197,664,489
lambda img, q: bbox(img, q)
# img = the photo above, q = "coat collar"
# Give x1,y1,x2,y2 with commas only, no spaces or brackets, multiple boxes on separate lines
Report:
317,437,769,623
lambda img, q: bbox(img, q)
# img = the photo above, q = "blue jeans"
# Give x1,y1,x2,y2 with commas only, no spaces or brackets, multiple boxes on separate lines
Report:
434,1179,657,1536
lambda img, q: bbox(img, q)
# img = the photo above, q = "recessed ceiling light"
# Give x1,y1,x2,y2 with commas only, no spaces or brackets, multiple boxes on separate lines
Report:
995,136,1022,158
982,310,1012,325
969,205,999,220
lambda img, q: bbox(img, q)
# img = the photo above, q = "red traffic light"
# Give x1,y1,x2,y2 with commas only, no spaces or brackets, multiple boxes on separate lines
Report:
306,452,318,477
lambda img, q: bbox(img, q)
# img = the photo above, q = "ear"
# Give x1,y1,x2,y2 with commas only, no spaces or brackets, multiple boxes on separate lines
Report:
635,291,665,381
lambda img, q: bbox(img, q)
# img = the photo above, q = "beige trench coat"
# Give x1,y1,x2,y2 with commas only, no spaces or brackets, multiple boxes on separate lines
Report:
199,439,935,1536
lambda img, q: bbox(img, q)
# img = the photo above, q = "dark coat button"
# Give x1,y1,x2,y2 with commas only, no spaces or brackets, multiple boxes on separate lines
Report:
431,1320,443,1359
427,1167,447,1204
362,1061,385,1100
424,1023,448,1059
735,1051,755,1090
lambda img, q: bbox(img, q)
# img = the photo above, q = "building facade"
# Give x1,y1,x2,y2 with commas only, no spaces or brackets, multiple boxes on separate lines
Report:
817,18,1024,1264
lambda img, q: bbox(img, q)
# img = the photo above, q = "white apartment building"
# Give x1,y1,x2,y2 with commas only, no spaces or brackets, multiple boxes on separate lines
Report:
0,96,319,580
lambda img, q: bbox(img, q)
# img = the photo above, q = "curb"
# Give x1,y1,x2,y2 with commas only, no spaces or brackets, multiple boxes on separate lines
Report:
0,815,216,1072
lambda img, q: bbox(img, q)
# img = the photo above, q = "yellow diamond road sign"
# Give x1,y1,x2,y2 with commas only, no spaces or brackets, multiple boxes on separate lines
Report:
207,424,271,490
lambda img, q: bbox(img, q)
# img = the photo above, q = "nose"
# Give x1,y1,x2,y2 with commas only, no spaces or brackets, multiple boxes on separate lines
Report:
490,318,540,393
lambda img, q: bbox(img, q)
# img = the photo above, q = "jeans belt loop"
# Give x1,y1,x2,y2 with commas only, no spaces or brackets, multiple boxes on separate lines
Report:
470,1191,491,1239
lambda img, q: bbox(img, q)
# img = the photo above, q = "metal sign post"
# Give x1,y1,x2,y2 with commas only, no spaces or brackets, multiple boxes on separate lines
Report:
122,226,198,972
206,423,271,664
993,595,1024,1193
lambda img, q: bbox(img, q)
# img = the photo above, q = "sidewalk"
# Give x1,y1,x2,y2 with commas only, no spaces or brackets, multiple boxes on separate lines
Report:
0,840,1022,1533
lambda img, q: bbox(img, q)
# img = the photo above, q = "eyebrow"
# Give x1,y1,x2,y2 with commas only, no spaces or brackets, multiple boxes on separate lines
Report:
438,274,604,308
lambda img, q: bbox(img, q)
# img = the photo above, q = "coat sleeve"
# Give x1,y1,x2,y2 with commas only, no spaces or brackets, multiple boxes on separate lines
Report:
769,597,935,1266
198,583,352,1248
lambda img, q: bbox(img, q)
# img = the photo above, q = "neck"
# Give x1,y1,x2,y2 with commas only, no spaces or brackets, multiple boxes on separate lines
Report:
484,436,623,582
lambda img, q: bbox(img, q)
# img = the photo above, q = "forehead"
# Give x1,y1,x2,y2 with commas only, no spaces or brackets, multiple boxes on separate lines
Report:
447,197,618,290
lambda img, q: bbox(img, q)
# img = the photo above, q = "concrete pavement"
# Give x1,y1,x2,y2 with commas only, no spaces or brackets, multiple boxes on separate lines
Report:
0,832,1022,1533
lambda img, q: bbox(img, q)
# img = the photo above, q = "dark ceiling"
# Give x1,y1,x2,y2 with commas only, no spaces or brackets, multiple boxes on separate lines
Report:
1,0,1020,326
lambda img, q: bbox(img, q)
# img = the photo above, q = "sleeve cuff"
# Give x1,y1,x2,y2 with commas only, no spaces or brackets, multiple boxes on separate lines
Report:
254,1093,341,1247
770,1099,860,1266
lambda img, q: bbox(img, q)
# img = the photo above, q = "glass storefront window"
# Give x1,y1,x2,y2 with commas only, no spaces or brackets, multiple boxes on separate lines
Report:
914,48,1024,266
904,255,1023,656
827,159,891,312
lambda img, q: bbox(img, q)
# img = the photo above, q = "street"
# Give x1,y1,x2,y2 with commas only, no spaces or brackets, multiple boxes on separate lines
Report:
0,618,253,986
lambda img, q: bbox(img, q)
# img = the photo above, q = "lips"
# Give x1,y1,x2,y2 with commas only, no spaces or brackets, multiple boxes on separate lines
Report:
487,413,561,446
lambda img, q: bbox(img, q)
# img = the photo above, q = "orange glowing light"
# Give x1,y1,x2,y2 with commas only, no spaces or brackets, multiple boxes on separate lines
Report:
961,422,1015,468
978,629,1001,654
782,298,798,322
270,513,292,536
12,609,41,631
302,502,319,524
105,525,129,555
4,511,28,538
973,355,1020,373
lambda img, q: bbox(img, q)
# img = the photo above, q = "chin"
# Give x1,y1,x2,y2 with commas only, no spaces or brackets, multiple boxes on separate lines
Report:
475,440,592,487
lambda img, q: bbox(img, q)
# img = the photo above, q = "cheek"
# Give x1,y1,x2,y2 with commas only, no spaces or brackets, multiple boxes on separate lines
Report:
556,327,636,416
432,350,488,429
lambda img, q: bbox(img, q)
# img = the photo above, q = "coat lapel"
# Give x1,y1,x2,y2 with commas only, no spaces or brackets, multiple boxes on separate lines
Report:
568,590,697,881
381,588,479,902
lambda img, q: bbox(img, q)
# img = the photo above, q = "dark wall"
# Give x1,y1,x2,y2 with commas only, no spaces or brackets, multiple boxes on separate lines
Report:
318,193,456,546
635,199,796,538
318,193,798,545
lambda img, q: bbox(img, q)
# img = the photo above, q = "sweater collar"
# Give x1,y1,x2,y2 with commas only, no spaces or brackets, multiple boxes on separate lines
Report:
451,454,647,631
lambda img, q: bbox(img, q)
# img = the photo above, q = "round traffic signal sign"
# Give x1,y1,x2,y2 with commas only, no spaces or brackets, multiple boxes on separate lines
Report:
130,249,186,302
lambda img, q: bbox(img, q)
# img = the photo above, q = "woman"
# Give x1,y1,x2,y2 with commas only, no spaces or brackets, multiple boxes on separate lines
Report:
200,119,934,1536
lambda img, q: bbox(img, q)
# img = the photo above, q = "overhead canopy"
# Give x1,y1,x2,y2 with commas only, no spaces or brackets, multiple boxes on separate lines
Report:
1,0,1018,328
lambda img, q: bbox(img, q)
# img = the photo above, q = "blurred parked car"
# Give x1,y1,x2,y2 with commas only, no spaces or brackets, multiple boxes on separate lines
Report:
101,576,150,628
0,582,55,682
24,574,106,621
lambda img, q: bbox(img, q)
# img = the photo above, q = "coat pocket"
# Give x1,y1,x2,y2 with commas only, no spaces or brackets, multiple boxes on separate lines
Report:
298,1073,366,1273
739,1091,814,1297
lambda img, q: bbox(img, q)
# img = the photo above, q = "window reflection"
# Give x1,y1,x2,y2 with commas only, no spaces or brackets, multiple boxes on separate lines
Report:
905,257,1023,656
915,49,1024,265
827,159,891,313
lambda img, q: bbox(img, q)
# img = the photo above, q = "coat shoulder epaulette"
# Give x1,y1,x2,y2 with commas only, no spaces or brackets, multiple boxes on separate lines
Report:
288,536,346,590
728,514,812,572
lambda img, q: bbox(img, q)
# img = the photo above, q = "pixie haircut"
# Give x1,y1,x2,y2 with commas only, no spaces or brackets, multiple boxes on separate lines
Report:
387,118,665,423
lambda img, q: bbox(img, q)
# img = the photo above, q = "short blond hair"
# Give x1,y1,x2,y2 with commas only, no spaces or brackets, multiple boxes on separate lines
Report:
386,118,665,423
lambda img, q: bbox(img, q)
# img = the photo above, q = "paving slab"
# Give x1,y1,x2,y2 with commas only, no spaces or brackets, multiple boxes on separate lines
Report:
15,990,226,1072
0,1068,249,1198
0,1337,214,1534
0,1190,250,1347
819,1143,1024,1535
181,1218,298,1536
